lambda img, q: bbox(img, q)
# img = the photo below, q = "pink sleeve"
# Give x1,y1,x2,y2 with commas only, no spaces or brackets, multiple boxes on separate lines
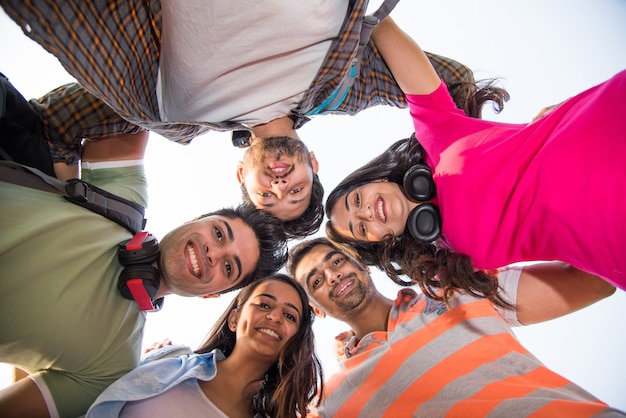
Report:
405,80,467,158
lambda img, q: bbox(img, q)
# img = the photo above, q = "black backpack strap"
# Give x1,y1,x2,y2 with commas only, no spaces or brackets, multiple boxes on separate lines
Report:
0,159,146,234
0,73,56,176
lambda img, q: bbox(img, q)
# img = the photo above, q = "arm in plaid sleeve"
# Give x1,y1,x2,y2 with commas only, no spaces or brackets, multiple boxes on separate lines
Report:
30,83,144,165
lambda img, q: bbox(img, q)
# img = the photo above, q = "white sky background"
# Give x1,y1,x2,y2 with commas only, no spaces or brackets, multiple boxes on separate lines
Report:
2,0,626,411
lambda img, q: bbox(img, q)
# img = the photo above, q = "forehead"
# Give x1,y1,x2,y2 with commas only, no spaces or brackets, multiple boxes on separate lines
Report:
249,280,303,311
294,244,337,278
329,198,349,229
246,280,303,313
196,214,245,234
203,214,260,269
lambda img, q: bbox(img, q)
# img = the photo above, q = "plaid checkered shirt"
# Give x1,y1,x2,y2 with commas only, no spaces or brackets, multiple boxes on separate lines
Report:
2,0,473,164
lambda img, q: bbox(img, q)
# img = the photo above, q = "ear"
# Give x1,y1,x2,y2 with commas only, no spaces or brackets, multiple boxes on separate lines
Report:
236,161,245,184
309,151,319,174
227,309,239,331
310,304,326,319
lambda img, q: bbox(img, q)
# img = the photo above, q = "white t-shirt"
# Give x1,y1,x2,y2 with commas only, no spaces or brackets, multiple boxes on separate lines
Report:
121,379,229,418
157,0,349,126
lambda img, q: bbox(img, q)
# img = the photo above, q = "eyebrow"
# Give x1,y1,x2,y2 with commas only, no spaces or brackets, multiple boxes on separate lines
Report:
260,195,307,208
304,250,342,288
220,219,242,281
260,191,310,208
258,293,301,316
345,192,357,239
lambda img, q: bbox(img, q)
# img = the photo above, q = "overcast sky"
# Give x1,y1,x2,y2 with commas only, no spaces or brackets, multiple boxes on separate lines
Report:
1,0,625,411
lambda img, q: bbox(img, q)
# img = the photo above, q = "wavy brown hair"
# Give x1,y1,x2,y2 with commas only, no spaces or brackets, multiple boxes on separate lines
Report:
195,274,323,417
447,78,510,118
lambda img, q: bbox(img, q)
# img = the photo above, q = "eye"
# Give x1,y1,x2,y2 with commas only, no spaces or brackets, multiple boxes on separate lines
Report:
359,222,367,237
224,260,232,277
289,187,303,194
333,256,345,267
311,276,322,290
284,312,297,322
354,192,361,207
214,227,223,242
256,302,270,309
258,191,273,198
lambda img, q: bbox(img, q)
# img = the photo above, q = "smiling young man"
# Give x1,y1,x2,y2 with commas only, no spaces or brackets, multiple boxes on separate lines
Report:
288,238,622,417
0,125,287,417
236,135,323,239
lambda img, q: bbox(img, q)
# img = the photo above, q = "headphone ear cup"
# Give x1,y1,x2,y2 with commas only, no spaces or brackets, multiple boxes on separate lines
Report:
118,264,160,301
406,204,442,243
117,233,160,266
403,164,436,202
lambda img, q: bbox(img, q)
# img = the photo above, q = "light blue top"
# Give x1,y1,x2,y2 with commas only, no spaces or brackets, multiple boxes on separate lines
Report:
85,345,222,417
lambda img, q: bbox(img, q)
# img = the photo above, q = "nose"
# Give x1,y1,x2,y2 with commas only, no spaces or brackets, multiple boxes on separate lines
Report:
266,308,282,323
324,269,342,286
205,246,224,267
356,203,373,221
271,178,289,198
271,177,289,187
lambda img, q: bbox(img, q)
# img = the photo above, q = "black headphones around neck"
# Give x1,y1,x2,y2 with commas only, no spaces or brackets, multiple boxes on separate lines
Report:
402,164,442,243
117,231,164,311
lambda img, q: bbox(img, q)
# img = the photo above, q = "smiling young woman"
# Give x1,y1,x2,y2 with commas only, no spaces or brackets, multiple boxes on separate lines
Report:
86,274,323,418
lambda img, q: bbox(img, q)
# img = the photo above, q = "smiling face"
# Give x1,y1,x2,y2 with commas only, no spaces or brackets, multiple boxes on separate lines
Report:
329,181,416,242
158,215,261,297
293,244,373,321
230,279,303,361
237,137,319,221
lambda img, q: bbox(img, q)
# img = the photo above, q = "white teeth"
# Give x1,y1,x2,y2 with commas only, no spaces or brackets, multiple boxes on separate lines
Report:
336,280,351,297
258,328,280,340
377,199,386,222
187,244,200,277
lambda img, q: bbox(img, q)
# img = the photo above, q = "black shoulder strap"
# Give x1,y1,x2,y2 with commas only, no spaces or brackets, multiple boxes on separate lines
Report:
0,159,146,234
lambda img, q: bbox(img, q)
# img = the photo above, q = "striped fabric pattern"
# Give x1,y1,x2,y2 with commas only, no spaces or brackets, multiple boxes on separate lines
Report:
318,289,621,417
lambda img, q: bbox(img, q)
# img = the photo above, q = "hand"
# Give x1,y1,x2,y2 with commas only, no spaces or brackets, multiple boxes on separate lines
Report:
143,338,172,354
531,101,563,122
334,330,355,361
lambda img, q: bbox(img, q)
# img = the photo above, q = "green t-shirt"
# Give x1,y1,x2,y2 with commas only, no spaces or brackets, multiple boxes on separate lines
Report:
0,164,148,417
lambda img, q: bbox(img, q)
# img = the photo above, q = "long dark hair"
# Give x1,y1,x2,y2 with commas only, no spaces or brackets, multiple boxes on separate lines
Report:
448,78,509,118
195,274,323,418
325,137,510,308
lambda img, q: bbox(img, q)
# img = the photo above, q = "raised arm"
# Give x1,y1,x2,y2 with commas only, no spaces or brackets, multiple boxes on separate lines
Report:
0,377,49,418
515,263,616,325
54,130,149,179
370,17,441,95
81,130,149,163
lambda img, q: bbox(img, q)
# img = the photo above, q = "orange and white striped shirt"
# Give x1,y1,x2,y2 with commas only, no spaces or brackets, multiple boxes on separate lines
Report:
317,269,623,417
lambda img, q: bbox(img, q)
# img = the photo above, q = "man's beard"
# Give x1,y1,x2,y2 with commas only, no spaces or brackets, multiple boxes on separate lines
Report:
329,273,368,311
243,136,311,171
